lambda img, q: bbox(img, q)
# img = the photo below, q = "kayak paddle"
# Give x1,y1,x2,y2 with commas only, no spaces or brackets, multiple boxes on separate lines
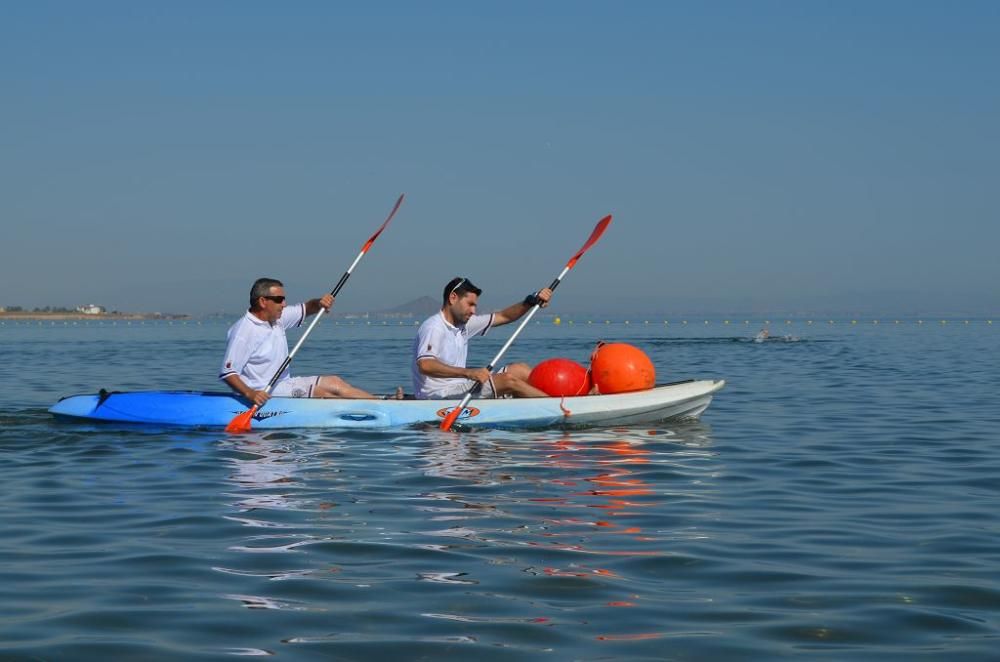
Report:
439,214,612,431
225,193,405,433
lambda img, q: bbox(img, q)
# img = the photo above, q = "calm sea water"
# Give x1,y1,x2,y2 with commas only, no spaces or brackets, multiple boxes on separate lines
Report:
2,317,998,659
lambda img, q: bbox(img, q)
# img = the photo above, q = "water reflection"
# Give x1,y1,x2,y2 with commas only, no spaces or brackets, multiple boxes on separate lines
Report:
418,433,511,483
220,433,315,513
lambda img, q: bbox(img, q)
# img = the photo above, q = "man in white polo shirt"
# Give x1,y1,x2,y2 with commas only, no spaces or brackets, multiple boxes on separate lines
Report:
221,277,392,405
412,276,553,400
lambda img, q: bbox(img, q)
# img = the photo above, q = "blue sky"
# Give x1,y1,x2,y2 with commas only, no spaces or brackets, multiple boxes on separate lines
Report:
2,1,997,315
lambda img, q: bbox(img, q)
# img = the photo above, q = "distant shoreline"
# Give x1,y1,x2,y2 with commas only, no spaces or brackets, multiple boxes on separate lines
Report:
0,312,190,321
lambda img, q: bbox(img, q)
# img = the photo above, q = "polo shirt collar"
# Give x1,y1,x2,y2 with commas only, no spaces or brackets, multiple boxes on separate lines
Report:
439,310,463,332
245,310,274,327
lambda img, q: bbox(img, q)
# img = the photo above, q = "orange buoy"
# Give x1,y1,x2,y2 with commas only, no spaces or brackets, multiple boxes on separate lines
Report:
529,358,592,397
590,342,655,394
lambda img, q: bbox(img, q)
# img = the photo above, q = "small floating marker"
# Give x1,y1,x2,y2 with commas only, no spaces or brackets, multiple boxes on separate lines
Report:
895,320,900,324
605,320,610,324
941,320,947,325
965,320,970,325
724,320,730,325
568,320,574,325
744,320,750,325
851,320,857,325
644,320,649,325
624,320,630,325
785,320,791,325
828,320,834,324
704,320,709,325
682,320,688,325
807,320,814,325
918,320,924,325
873,320,879,325
587,320,592,325
554,317,561,325
663,320,669,325
988,320,992,324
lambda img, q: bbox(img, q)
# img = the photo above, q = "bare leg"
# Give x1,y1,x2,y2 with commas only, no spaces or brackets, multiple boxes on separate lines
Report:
312,375,376,399
504,362,533,382
493,364,548,398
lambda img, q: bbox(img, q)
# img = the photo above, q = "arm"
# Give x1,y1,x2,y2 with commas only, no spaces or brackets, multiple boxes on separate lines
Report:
223,374,271,407
304,293,334,317
417,357,490,384
492,287,552,326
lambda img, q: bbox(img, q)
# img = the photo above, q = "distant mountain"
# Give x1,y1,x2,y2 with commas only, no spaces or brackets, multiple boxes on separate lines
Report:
377,296,439,317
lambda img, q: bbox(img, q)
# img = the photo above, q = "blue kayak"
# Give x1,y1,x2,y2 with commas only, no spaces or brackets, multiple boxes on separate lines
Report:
49,379,724,430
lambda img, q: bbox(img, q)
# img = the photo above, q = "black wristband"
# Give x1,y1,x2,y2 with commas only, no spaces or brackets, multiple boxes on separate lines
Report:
523,293,541,306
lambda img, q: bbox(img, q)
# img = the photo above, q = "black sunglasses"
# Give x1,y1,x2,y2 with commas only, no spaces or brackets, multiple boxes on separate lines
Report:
449,278,467,298
261,295,286,303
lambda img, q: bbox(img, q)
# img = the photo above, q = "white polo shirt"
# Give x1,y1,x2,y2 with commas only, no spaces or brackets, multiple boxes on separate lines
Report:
412,311,494,399
219,304,306,390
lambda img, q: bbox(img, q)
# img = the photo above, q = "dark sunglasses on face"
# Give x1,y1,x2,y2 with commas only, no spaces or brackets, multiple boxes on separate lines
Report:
262,295,286,303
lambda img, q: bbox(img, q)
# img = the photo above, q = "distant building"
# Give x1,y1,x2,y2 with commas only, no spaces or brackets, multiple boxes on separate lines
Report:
76,304,106,315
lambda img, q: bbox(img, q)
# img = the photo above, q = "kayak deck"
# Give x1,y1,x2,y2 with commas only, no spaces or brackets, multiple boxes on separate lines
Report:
50,379,725,430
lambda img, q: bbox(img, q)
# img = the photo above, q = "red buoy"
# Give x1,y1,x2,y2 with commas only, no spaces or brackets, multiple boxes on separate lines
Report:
590,342,655,394
529,358,592,397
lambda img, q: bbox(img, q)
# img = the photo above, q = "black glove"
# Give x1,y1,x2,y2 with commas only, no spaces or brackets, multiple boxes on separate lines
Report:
523,292,541,307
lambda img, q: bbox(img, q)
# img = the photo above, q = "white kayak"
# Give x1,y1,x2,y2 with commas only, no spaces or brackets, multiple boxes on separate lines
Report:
49,379,725,430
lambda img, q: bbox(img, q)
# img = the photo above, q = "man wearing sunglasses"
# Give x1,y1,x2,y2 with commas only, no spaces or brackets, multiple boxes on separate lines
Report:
221,277,393,405
411,277,553,400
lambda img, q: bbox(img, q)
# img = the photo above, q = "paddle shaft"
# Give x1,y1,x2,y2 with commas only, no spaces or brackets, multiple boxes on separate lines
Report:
446,270,566,409
227,194,404,431
440,214,611,430
260,247,369,395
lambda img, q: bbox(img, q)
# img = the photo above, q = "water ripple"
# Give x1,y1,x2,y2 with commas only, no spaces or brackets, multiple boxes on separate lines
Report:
2,323,999,658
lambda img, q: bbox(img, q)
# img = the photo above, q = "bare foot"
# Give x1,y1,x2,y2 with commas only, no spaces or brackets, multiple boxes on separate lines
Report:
382,386,405,400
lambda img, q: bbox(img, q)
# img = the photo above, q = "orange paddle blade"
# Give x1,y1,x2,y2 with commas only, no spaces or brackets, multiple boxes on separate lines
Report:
225,405,258,433
439,405,463,431
361,193,405,253
566,214,611,270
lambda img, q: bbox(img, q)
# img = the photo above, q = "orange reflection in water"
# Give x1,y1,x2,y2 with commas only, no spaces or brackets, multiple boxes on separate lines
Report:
525,435,666,585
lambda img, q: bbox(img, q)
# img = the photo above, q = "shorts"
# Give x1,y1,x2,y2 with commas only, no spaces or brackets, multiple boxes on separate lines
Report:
423,366,507,400
272,376,320,398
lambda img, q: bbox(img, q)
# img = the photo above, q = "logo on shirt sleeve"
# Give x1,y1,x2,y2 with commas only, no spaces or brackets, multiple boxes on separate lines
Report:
226,361,232,369
427,344,432,351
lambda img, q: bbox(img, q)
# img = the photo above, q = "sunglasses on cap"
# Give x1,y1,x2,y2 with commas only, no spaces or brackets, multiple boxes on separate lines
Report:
449,278,467,297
